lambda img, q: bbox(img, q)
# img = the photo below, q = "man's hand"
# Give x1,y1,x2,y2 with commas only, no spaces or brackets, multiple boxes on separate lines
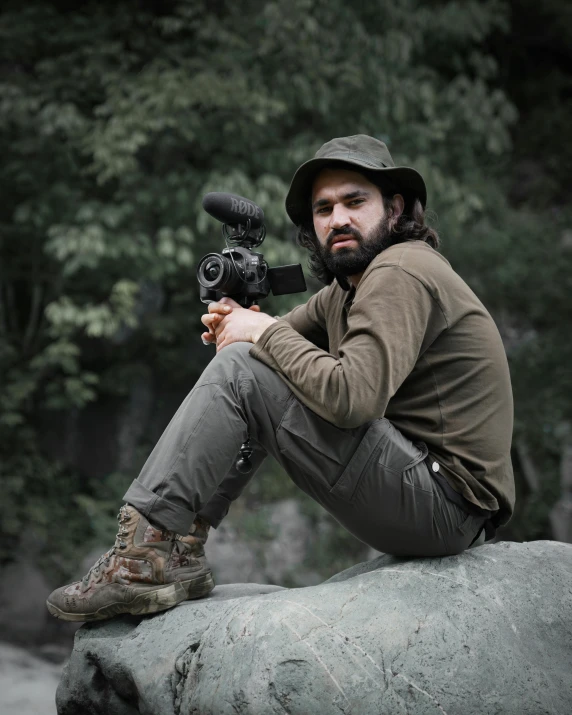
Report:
200,297,277,352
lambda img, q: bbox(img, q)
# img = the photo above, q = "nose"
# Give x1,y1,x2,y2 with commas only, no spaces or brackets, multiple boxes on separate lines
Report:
329,203,351,229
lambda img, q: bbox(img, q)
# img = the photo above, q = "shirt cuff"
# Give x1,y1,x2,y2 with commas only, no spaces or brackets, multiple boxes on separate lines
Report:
249,319,297,365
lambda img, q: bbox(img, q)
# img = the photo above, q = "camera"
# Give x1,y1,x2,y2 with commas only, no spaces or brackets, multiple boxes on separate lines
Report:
197,192,307,308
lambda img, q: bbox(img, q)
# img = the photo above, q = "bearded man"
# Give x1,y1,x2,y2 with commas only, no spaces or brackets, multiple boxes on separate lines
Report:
47,135,515,622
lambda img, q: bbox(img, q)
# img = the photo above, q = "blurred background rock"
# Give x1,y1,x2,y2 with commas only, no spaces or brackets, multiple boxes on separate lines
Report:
1,0,571,711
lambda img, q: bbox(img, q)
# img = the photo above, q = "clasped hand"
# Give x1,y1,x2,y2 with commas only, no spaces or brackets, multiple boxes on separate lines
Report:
200,297,277,352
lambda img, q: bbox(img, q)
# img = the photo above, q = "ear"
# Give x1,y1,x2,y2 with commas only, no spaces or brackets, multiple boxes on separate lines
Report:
391,194,405,219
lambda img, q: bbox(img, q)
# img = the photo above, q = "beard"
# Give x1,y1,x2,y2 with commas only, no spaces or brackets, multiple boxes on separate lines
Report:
318,215,394,280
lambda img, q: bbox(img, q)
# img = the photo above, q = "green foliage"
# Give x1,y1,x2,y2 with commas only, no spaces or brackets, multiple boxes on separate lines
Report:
0,0,569,580
0,428,132,582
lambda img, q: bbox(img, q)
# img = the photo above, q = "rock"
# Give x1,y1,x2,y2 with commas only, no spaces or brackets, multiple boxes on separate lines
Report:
56,541,572,715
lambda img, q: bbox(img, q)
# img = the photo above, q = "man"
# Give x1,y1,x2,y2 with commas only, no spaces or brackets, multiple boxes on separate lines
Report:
47,135,515,623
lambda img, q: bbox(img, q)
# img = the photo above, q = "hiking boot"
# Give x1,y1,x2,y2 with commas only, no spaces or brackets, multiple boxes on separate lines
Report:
180,514,212,599
46,505,215,622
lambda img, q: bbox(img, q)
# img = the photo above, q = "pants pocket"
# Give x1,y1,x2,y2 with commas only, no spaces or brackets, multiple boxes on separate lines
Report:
276,397,361,488
433,490,486,554
329,419,390,501
378,421,428,475
330,419,429,503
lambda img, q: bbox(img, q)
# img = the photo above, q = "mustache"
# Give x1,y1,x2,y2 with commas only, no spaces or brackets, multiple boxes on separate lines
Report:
326,226,363,248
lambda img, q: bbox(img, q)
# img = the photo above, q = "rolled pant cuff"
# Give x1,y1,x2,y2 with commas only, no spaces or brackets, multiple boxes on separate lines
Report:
198,493,233,529
123,478,196,535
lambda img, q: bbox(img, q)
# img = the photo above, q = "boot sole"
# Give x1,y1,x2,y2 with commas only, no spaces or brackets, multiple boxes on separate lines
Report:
46,581,189,623
182,571,215,600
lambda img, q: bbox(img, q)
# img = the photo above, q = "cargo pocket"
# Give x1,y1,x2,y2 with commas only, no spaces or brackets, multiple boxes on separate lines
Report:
276,397,360,489
432,485,487,554
378,421,429,476
330,419,429,503
329,419,391,501
446,509,486,553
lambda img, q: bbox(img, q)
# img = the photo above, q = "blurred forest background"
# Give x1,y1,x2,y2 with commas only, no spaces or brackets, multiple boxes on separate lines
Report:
1,0,572,643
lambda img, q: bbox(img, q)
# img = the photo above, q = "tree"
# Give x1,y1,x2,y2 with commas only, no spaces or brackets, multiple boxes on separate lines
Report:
4,0,556,577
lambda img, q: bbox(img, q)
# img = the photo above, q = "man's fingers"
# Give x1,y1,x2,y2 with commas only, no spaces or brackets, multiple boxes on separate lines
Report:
207,300,260,316
214,327,231,352
201,313,224,329
201,312,227,346
208,302,234,316
218,297,242,309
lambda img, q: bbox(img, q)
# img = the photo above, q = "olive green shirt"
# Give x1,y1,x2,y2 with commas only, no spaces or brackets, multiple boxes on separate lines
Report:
250,241,515,524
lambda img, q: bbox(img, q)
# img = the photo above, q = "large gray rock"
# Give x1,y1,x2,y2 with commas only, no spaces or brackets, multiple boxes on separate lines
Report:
56,541,572,715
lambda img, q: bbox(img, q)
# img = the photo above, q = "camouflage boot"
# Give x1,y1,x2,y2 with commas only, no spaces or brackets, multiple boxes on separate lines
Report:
46,505,214,622
179,514,213,599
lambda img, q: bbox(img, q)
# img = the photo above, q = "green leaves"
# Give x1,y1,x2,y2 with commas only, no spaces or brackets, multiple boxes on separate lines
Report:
44,282,140,340
1,0,567,564
0,0,519,430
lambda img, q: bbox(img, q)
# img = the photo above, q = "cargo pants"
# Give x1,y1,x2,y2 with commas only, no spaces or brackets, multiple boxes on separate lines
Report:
124,342,489,557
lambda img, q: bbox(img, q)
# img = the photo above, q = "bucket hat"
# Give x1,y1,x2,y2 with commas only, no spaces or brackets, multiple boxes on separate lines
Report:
285,134,427,225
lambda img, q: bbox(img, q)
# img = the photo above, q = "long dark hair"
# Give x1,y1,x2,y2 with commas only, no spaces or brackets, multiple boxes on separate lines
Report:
296,170,441,286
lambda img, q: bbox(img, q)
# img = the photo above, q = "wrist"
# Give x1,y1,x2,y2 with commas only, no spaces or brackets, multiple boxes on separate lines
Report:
252,316,277,343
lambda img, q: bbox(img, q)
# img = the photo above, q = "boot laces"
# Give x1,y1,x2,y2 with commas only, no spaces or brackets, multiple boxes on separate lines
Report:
80,505,132,589
171,536,192,556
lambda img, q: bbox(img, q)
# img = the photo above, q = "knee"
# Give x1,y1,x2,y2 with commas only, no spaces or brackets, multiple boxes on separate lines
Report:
210,342,254,375
203,342,287,401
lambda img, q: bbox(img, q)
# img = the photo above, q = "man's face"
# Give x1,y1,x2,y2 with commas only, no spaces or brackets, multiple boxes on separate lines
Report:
311,168,393,279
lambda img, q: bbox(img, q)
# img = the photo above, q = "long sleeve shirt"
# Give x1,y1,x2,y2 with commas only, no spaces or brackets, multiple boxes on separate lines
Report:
250,240,515,525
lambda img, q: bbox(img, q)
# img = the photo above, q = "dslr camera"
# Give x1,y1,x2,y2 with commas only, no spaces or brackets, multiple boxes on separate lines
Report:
197,192,307,308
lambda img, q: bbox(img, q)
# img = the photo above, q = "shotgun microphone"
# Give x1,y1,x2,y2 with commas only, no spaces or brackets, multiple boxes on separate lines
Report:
202,192,265,230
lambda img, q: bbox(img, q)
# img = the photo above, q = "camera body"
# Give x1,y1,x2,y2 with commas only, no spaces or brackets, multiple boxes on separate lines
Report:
197,245,269,307
197,192,306,308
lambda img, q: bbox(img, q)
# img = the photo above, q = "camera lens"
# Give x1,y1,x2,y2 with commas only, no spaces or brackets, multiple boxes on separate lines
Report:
205,260,221,281
197,252,242,294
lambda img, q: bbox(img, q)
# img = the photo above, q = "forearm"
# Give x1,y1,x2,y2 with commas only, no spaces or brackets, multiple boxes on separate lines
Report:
277,288,330,351
250,321,391,428
250,267,443,429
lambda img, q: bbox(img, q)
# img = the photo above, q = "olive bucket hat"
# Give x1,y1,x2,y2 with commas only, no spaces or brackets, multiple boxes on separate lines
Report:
285,134,427,225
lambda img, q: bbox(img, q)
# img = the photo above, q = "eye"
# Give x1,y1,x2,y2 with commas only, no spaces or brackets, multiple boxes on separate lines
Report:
348,198,365,207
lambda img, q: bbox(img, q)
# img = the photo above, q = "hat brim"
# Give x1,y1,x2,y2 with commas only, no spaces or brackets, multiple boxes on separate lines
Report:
285,157,427,226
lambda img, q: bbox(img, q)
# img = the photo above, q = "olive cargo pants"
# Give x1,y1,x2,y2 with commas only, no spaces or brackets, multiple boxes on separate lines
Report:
124,343,488,557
